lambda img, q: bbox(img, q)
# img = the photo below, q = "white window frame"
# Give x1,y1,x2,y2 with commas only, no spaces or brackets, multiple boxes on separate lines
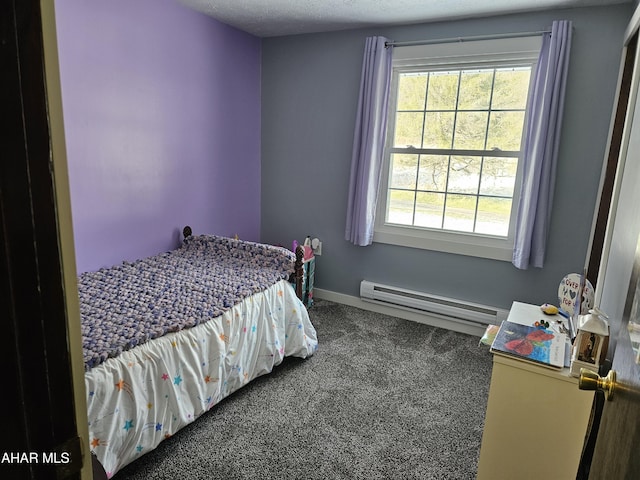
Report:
374,36,542,261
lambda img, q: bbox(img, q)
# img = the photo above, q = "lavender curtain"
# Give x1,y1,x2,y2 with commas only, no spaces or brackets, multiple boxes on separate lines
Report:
512,21,572,269
345,36,393,246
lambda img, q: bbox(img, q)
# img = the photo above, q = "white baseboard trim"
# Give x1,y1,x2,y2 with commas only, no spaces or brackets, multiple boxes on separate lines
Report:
313,288,487,337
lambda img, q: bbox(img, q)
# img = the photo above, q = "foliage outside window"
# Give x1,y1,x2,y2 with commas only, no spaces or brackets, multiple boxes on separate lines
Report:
375,38,540,260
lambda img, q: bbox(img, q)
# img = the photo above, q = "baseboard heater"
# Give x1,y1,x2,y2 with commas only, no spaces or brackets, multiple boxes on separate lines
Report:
360,280,508,327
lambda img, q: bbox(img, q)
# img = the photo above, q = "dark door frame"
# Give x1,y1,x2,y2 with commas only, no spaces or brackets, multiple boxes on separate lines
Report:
579,26,639,479
2,1,83,478
586,35,638,288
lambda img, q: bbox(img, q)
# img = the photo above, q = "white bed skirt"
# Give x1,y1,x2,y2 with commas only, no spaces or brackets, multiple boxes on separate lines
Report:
85,280,318,477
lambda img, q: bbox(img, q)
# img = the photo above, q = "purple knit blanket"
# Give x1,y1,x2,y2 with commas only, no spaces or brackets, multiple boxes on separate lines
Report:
79,235,295,370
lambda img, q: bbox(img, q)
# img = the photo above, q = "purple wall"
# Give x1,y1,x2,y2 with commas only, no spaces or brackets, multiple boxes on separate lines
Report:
55,0,261,273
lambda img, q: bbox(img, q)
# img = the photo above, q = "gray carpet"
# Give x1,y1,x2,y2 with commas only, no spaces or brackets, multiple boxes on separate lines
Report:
114,299,494,479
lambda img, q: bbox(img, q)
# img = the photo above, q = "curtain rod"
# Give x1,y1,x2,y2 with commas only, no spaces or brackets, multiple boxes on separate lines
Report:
385,30,551,48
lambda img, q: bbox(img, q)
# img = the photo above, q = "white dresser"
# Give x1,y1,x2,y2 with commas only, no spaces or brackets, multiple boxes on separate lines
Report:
477,301,595,480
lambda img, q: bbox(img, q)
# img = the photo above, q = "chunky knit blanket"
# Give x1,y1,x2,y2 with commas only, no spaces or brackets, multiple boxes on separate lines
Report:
79,235,296,370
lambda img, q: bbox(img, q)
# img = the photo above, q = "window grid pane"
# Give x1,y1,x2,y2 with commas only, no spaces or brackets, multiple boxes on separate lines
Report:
386,66,529,237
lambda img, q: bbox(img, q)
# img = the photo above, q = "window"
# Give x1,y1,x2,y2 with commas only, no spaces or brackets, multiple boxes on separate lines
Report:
375,37,541,260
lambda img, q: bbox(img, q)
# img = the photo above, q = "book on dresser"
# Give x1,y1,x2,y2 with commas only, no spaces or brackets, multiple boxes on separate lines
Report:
490,320,566,370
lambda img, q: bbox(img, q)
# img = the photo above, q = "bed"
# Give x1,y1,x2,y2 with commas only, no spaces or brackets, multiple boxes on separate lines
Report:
81,229,318,478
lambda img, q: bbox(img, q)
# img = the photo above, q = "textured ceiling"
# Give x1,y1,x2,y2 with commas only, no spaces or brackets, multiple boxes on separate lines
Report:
178,0,631,37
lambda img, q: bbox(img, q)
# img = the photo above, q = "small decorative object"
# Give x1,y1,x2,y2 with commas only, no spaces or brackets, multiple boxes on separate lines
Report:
558,272,595,317
479,324,500,347
302,235,314,261
534,319,550,329
559,271,595,342
540,303,559,315
569,307,610,377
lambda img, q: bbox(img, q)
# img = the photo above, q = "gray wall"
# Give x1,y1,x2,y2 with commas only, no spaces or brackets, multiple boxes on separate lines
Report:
261,5,633,311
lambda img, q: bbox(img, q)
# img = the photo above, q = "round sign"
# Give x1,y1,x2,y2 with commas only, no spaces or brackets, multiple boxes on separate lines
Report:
558,273,594,316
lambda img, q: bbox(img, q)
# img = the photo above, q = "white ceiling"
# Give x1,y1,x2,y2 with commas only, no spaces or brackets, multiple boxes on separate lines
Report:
178,0,631,37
